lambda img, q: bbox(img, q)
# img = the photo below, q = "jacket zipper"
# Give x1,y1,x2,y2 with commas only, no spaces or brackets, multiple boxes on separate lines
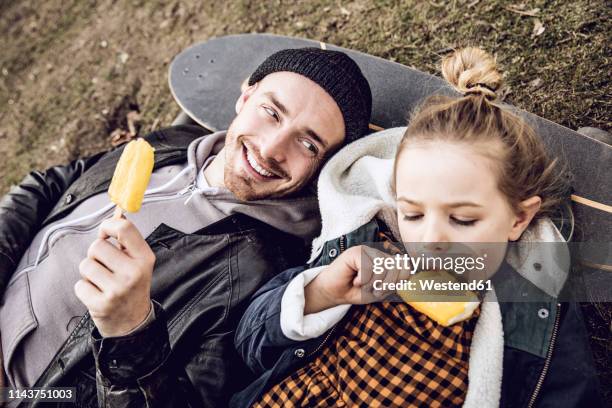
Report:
527,302,562,408
306,235,347,358
178,181,196,196
10,223,100,282
306,323,338,358
24,166,197,271
30,192,191,269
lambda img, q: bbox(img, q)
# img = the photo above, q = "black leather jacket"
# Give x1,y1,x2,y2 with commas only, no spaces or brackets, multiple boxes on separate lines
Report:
0,125,308,407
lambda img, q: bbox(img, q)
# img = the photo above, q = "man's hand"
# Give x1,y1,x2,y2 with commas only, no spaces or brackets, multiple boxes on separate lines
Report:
304,245,403,314
75,217,155,337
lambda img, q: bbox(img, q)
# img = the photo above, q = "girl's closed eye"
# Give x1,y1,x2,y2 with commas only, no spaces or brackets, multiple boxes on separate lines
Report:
402,213,423,221
451,216,478,226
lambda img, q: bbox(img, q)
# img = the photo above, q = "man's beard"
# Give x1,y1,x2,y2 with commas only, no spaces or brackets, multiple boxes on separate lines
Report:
222,131,313,201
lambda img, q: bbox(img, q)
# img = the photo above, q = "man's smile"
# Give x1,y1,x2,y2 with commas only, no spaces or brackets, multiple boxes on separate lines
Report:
241,143,284,181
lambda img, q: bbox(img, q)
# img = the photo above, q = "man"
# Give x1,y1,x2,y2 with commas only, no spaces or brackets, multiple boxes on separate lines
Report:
0,48,372,407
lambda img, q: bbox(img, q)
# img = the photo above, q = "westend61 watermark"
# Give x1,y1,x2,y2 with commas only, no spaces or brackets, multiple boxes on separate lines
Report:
371,252,492,293
371,274,493,293
358,242,611,302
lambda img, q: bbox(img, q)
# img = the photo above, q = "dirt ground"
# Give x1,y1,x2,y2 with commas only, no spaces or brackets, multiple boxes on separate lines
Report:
1,0,610,401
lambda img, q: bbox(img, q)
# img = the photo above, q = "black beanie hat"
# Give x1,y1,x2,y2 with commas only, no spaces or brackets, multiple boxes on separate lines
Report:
248,47,372,146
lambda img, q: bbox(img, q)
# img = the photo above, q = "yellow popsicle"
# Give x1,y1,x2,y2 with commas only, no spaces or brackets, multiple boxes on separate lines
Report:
108,138,155,215
396,270,480,326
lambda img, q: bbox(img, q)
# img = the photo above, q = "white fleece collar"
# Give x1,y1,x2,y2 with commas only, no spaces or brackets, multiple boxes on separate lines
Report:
464,292,504,408
309,128,404,263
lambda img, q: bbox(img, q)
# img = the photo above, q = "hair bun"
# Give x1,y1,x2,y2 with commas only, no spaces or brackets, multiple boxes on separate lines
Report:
441,47,502,100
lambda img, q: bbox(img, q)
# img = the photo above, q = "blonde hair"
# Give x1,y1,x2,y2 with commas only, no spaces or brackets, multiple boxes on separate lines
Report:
394,47,569,221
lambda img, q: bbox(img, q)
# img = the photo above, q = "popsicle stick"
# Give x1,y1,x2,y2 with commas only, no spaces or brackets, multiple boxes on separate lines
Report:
113,206,123,219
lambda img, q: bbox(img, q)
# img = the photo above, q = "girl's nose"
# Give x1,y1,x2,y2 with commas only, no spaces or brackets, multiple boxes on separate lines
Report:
421,219,450,252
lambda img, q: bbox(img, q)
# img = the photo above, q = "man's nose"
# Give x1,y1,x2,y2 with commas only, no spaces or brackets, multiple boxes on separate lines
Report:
258,128,291,163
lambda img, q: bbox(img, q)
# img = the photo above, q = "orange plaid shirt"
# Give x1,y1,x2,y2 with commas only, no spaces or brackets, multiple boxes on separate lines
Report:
253,232,480,407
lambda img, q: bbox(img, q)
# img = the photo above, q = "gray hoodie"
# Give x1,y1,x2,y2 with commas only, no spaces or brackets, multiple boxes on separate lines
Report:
1,131,321,389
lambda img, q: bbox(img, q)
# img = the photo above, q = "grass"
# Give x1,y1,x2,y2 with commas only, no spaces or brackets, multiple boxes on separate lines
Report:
1,0,609,192
1,0,610,401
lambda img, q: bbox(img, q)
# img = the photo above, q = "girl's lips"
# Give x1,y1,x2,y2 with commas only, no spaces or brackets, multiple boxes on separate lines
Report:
241,144,280,181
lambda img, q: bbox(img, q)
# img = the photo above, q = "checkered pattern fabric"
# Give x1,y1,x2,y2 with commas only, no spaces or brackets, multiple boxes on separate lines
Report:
253,231,480,407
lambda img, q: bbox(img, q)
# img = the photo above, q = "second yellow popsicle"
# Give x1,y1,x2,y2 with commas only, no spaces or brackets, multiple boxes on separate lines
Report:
396,270,480,326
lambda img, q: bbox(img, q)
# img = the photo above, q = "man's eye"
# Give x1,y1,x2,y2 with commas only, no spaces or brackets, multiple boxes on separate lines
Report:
451,216,477,226
402,214,422,221
301,139,318,155
263,106,279,121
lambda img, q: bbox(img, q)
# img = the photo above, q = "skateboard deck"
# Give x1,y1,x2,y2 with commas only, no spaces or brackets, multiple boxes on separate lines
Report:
169,34,610,279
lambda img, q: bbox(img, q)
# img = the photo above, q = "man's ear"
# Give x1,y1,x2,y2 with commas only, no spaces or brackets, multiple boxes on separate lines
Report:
235,82,258,114
508,196,542,241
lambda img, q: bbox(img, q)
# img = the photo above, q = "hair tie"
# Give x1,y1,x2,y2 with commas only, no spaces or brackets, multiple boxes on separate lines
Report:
465,83,497,99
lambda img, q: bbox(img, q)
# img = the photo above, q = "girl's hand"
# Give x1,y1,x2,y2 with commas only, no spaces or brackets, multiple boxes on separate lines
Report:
304,245,402,314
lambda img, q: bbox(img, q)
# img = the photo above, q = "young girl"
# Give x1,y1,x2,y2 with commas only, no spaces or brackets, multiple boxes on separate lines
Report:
231,48,602,407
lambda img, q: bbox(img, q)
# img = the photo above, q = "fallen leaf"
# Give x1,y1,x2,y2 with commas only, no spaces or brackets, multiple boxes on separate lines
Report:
506,6,540,16
529,78,543,89
150,117,161,132
127,110,141,136
119,52,129,64
532,19,545,37
109,129,134,146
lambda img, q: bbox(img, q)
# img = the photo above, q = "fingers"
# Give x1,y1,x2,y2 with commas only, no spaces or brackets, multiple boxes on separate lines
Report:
344,245,378,287
358,246,387,288
74,279,106,316
342,246,362,274
376,262,400,299
87,238,131,274
329,245,410,305
79,257,116,291
358,246,404,301
98,218,152,260
76,217,155,338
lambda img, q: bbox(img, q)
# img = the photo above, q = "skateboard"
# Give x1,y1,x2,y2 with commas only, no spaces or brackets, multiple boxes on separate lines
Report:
169,34,611,282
